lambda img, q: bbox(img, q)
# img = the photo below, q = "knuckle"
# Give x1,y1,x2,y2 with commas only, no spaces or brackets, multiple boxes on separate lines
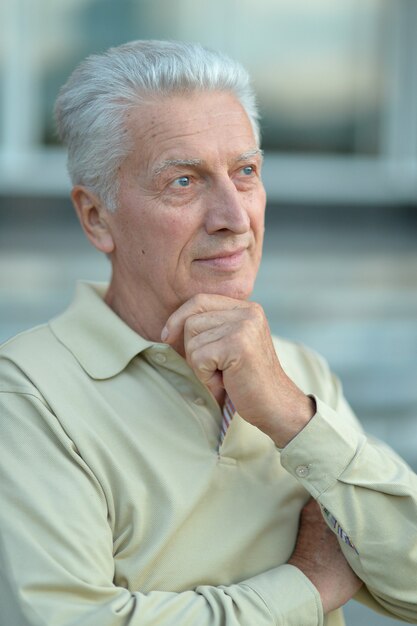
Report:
189,348,210,374
188,349,200,369
248,301,265,321
238,316,259,342
184,315,197,335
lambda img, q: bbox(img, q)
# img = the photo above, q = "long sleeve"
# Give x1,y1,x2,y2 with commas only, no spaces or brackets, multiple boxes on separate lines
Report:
0,388,324,626
280,384,417,624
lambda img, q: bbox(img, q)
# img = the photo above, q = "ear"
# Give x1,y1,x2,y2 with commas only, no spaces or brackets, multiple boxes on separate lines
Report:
71,186,115,254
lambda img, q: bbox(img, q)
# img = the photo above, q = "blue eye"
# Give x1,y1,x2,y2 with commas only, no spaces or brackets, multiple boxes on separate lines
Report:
173,176,191,187
242,166,254,176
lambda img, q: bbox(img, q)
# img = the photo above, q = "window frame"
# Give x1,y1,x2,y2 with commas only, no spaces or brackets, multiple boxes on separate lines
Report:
0,0,416,204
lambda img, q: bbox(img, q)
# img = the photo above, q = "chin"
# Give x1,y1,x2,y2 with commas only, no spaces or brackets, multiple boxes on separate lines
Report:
202,280,254,301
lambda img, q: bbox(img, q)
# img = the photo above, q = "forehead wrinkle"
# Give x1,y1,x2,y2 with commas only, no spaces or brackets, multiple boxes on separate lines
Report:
154,149,263,177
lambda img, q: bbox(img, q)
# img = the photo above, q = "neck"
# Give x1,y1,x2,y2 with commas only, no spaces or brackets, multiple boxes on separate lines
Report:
104,281,164,342
104,279,188,358
104,279,226,407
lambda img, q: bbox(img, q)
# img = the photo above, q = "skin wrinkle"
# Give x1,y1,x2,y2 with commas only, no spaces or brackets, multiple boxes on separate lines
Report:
152,150,264,181
153,159,203,179
78,91,266,343
125,96,260,190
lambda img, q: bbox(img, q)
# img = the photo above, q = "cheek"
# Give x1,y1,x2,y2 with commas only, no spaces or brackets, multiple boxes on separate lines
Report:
141,217,192,270
248,190,266,237
154,211,198,251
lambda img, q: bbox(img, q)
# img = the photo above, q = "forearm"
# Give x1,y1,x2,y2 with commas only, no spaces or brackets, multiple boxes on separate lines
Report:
281,395,417,622
0,549,324,626
0,390,325,626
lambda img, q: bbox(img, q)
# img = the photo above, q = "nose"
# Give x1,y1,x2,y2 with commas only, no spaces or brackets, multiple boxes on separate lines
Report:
204,177,251,235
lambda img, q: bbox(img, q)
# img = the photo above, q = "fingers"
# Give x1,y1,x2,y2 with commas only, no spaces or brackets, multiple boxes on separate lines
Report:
181,309,248,387
161,294,267,408
161,293,249,344
161,294,313,447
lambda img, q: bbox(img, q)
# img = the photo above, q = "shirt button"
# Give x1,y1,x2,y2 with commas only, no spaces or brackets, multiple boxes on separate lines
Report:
295,464,310,478
153,353,167,364
193,397,206,406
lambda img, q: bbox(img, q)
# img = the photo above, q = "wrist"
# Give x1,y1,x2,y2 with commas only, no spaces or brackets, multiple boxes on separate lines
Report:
264,393,316,448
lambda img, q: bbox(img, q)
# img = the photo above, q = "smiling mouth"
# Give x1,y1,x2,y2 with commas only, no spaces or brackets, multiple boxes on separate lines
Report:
194,248,247,269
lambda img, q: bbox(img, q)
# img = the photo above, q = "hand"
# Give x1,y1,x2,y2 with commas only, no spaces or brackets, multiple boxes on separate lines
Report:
162,294,315,447
288,499,363,614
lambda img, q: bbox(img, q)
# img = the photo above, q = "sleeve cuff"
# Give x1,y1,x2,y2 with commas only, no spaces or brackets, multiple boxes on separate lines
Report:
242,564,324,626
280,395,366,498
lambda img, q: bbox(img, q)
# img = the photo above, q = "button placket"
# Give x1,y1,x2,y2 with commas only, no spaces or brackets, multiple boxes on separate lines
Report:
146,345,222,449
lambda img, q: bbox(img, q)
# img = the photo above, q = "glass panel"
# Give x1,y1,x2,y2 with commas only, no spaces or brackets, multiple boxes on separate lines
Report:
175,0,387,155
16,0,389,156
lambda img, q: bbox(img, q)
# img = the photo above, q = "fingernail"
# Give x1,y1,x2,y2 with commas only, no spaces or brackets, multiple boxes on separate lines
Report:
161,326,169,342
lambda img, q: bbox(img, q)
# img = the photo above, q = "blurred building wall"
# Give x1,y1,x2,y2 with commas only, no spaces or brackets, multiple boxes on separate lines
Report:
1,0,417,202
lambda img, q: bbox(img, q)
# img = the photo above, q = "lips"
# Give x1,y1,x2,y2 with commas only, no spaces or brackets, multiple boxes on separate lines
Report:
194,247,248,270
198,246,247,261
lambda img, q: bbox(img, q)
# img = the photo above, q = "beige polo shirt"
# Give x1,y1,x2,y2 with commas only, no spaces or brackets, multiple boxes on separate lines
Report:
0,282,416,626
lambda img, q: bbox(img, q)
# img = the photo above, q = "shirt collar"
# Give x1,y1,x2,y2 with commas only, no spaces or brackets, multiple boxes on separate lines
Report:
49,281,158,379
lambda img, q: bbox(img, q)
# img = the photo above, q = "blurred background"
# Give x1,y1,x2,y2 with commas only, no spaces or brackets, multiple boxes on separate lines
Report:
0,1,416,623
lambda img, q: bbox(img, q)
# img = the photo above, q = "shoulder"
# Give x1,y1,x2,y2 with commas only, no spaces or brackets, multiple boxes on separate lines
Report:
1,323,52,354
0,324,64,395
272,335,331,378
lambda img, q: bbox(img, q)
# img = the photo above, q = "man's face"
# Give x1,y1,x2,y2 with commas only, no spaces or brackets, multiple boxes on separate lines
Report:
106,91,266,337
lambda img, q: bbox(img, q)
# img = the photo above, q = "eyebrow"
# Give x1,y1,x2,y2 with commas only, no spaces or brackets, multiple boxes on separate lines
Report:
152,159,203,178
235,148,264,162
152,149,263,179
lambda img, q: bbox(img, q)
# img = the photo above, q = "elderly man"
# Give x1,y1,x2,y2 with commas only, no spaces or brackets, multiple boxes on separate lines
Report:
0,40,416,626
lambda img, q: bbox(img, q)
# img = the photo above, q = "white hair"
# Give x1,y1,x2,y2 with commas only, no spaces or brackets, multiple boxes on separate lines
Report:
54,39,261,211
